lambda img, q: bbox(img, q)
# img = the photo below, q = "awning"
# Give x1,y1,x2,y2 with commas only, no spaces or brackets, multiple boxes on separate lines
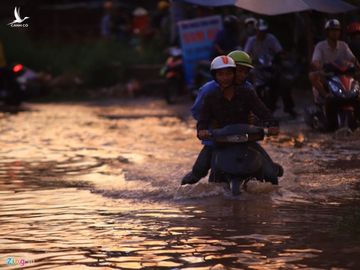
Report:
179,0,234,7
234,0,357,15
180,0,358,15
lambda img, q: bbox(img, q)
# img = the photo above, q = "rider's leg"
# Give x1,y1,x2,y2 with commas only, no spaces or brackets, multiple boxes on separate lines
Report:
309,71,327,99
249,142,282,185
309,71,339,130
268,80,279,112
354,99,360,123
181,145,213,185
324,96,339,131
274,74,297,117
280,84,297,117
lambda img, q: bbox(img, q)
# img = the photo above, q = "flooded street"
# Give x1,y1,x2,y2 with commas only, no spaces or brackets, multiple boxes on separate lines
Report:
1,98,360,270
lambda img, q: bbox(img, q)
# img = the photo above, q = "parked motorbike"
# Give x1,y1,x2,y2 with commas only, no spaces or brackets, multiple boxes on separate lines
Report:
0,63,26,106
209,124,282,196
304,62,360,131
160,47,184,104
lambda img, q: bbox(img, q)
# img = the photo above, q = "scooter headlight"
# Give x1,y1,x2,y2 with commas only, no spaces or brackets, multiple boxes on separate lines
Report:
328,80,342,95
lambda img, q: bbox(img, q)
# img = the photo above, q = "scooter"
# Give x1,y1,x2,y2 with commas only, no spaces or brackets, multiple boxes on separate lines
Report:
160,47,184,104
253,54,297,113
252,54,276,111
304,62,360,131
0,63,26,106
209,124,282,196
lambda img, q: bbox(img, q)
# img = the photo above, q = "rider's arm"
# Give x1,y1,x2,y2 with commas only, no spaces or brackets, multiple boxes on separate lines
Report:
245,88,279,134
198,130,211,139
310,60,322,71
344,42,360,69
269,34,283,55
191,81,218,120
244,36,255,56
311,43,323,71
191,88,205,121
197,94,214,140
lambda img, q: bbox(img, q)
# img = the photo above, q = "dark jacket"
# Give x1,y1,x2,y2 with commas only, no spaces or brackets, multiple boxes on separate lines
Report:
197,85,277,132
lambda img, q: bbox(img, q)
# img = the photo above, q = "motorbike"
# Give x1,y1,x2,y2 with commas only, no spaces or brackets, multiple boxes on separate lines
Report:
304,62,360,131
209,124,282,196
0,63,26,106
253,54,297,113
252,54,275,111
160,47,184,104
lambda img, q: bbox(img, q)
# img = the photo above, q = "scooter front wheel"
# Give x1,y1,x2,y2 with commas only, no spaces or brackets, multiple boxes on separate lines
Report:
337,109,356,130
230,178,241,196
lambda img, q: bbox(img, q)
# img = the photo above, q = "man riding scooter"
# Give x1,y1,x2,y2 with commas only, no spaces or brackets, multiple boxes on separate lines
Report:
308,19,360,131
244,19,297,118
181,53,283,186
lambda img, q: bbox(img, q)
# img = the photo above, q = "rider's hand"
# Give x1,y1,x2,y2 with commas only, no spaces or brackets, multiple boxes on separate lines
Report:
325,92,333,99
267,126,279,136
198,130,211,139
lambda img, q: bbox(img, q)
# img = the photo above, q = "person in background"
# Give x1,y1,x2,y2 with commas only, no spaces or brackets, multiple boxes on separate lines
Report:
131,7,153,51
240,17,257,47
132,7,151,36
309,19,360,130
245,19,297,118
112,6,131,41
211,15,240,59
100,0,113,39
152,1,171,45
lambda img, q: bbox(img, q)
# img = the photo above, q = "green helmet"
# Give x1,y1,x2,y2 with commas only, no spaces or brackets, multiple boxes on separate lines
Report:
227,50,254,69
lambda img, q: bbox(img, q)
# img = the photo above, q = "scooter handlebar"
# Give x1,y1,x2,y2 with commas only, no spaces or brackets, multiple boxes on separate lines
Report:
210,124,266,143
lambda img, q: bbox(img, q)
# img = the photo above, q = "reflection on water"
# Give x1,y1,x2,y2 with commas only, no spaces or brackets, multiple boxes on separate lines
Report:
1,102,360,269
1,182,360,269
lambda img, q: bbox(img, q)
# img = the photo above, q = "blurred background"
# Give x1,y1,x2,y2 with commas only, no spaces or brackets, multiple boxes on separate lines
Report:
0,0,359,100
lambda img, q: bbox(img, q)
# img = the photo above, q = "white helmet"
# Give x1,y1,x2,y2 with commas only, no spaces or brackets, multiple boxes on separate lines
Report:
168,47,182,57
325,19,341,30
210,56,236,71
244,17,257,26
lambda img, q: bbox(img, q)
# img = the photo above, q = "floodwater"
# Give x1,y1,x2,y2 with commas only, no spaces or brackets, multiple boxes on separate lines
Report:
1,98,360,270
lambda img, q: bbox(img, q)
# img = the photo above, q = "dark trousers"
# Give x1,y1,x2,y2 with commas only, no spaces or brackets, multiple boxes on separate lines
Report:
192,145,213,179
249,142,279,184
271,78,295,113
324,97,360,130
